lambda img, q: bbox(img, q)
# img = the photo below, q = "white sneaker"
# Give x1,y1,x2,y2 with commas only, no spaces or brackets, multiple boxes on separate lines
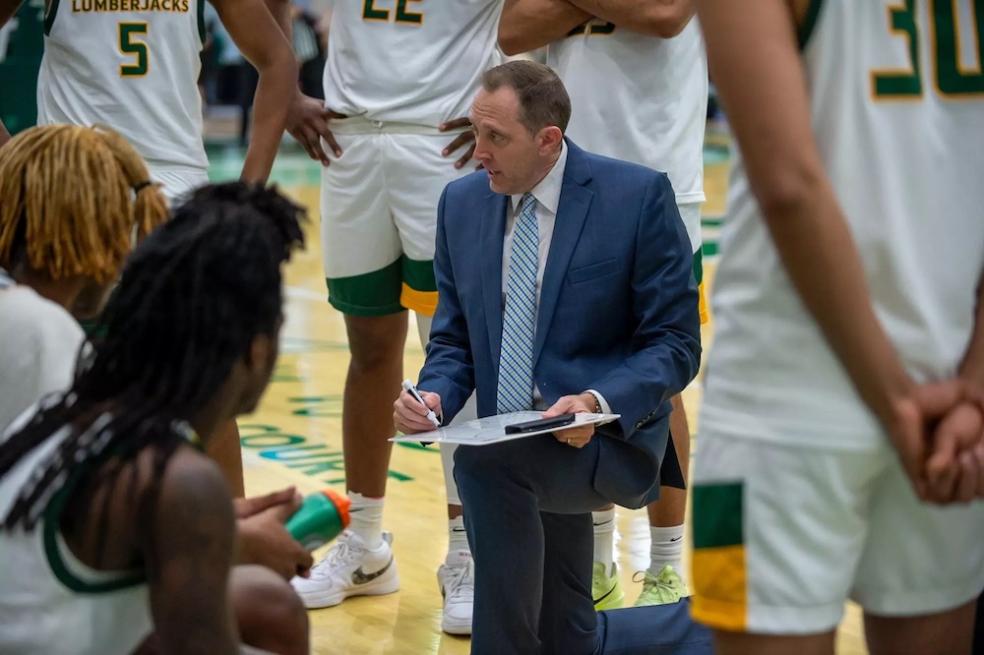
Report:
291,530,399,609
437,552,474,635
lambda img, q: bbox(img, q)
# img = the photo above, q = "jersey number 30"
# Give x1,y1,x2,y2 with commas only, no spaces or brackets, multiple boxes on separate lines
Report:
119,22,149,77
872,0,983,99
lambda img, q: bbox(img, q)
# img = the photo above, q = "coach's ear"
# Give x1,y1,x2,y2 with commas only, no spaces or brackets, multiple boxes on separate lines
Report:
536,125,563,156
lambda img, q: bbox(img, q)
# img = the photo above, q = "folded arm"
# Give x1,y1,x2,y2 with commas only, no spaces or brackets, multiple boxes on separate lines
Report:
568,0,695,37
499,0,592,55
416,188,476,422
591,173,702,439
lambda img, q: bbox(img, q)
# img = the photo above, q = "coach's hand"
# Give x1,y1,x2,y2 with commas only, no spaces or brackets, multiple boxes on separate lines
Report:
440,117,477,169
287,92,344,166
394,389,443,434
236,487,315,580
544,393,596,449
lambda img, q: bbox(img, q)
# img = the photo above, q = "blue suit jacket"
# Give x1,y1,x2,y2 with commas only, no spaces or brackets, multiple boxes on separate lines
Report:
418,140,701,508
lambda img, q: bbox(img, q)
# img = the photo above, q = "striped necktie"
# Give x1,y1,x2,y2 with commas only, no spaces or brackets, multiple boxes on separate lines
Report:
497,193,538,413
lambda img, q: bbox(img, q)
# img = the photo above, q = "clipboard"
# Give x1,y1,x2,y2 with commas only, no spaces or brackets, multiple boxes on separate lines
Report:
390,411,620,446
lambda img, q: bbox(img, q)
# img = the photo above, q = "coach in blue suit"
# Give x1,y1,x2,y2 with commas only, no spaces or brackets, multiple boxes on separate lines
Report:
394,61,702,654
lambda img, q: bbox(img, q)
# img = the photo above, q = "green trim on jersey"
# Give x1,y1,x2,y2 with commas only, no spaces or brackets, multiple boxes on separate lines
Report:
692,247,704,285
43,482,145,594
327,259,406,317
692,482,744,549
43,0,60,35
39,425,200,593
797,0,825,50
197,0,206,45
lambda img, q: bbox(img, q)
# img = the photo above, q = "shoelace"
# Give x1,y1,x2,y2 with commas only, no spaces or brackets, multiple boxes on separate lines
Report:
632,570,669,589
310,535,360,576
444,560,474,601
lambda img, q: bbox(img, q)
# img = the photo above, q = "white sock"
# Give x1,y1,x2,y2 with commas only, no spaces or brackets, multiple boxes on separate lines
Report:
649,524,684,580
347,491,384,549
446,516,470,565
592,508,616,571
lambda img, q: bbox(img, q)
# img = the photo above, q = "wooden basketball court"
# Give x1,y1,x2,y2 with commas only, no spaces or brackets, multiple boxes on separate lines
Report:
220,133,868,654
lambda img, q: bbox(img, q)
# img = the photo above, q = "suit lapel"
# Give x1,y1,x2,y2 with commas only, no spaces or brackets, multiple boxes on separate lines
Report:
533,144,594,365
481,192,508,377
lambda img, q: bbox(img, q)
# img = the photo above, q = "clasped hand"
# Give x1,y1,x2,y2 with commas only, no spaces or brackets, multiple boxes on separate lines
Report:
889,379,984,504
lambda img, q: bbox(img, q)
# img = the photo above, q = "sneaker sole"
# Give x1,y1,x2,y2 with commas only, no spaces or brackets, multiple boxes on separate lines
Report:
298,572,401,609
441,617,472,636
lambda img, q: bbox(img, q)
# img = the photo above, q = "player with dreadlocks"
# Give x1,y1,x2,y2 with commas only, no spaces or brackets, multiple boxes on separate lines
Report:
0,123,169,431
0,182,309,655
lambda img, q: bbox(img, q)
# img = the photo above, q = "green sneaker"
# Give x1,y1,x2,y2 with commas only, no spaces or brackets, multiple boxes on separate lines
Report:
592,562,624,610
633,565,688,606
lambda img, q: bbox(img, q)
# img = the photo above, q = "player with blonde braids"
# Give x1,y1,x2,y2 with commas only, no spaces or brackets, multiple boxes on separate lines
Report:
0,124,167,284
0,124,168,431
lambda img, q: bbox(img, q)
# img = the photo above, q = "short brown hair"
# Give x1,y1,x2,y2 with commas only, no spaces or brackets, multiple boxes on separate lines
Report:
481,60,571,135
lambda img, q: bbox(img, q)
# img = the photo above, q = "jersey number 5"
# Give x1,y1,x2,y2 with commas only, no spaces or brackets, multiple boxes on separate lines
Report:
119,22,149,77
872,0,983,99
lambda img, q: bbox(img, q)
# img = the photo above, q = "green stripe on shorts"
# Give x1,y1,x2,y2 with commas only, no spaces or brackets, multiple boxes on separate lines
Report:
693,482,744,549
401,256,437,293
327,259,405,317
692,248,704,285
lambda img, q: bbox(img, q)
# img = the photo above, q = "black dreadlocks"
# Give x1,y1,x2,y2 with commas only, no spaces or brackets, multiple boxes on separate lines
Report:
0,182,305,533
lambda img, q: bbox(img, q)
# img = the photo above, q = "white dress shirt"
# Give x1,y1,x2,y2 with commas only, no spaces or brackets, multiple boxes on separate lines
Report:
499,142,610,414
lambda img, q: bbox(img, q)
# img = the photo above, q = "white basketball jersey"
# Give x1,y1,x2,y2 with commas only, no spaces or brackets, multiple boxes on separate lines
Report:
37,0,208,173
0,416,151,655
548,18,707,212
323,0,503,127
701,0,984,449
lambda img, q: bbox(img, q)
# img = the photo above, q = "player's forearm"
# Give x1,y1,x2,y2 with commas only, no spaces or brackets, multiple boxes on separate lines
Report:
499,0,592,55
765,183,915,421
242,55,296,182
261,0,292,40
958,270,984,389
700,0,914,427
568,0,694,37
215,0,297,182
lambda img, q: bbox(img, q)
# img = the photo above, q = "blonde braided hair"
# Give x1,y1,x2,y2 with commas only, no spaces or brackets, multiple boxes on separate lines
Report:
0,124,168,282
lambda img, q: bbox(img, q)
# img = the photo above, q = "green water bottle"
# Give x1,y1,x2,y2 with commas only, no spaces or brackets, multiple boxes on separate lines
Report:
285,489,351,550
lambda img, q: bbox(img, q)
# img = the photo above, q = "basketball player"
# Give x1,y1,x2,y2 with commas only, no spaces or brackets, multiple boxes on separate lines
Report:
287,0,502,635
0,0,299,498
0,124,169,431
0,181,309,655
499,0,706,608
0,124,314,588
692,1,984,653
0,0,296,202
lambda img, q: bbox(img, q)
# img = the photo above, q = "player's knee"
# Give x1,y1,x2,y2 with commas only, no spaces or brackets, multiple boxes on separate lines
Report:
345,314,408,368
231,565,309,655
